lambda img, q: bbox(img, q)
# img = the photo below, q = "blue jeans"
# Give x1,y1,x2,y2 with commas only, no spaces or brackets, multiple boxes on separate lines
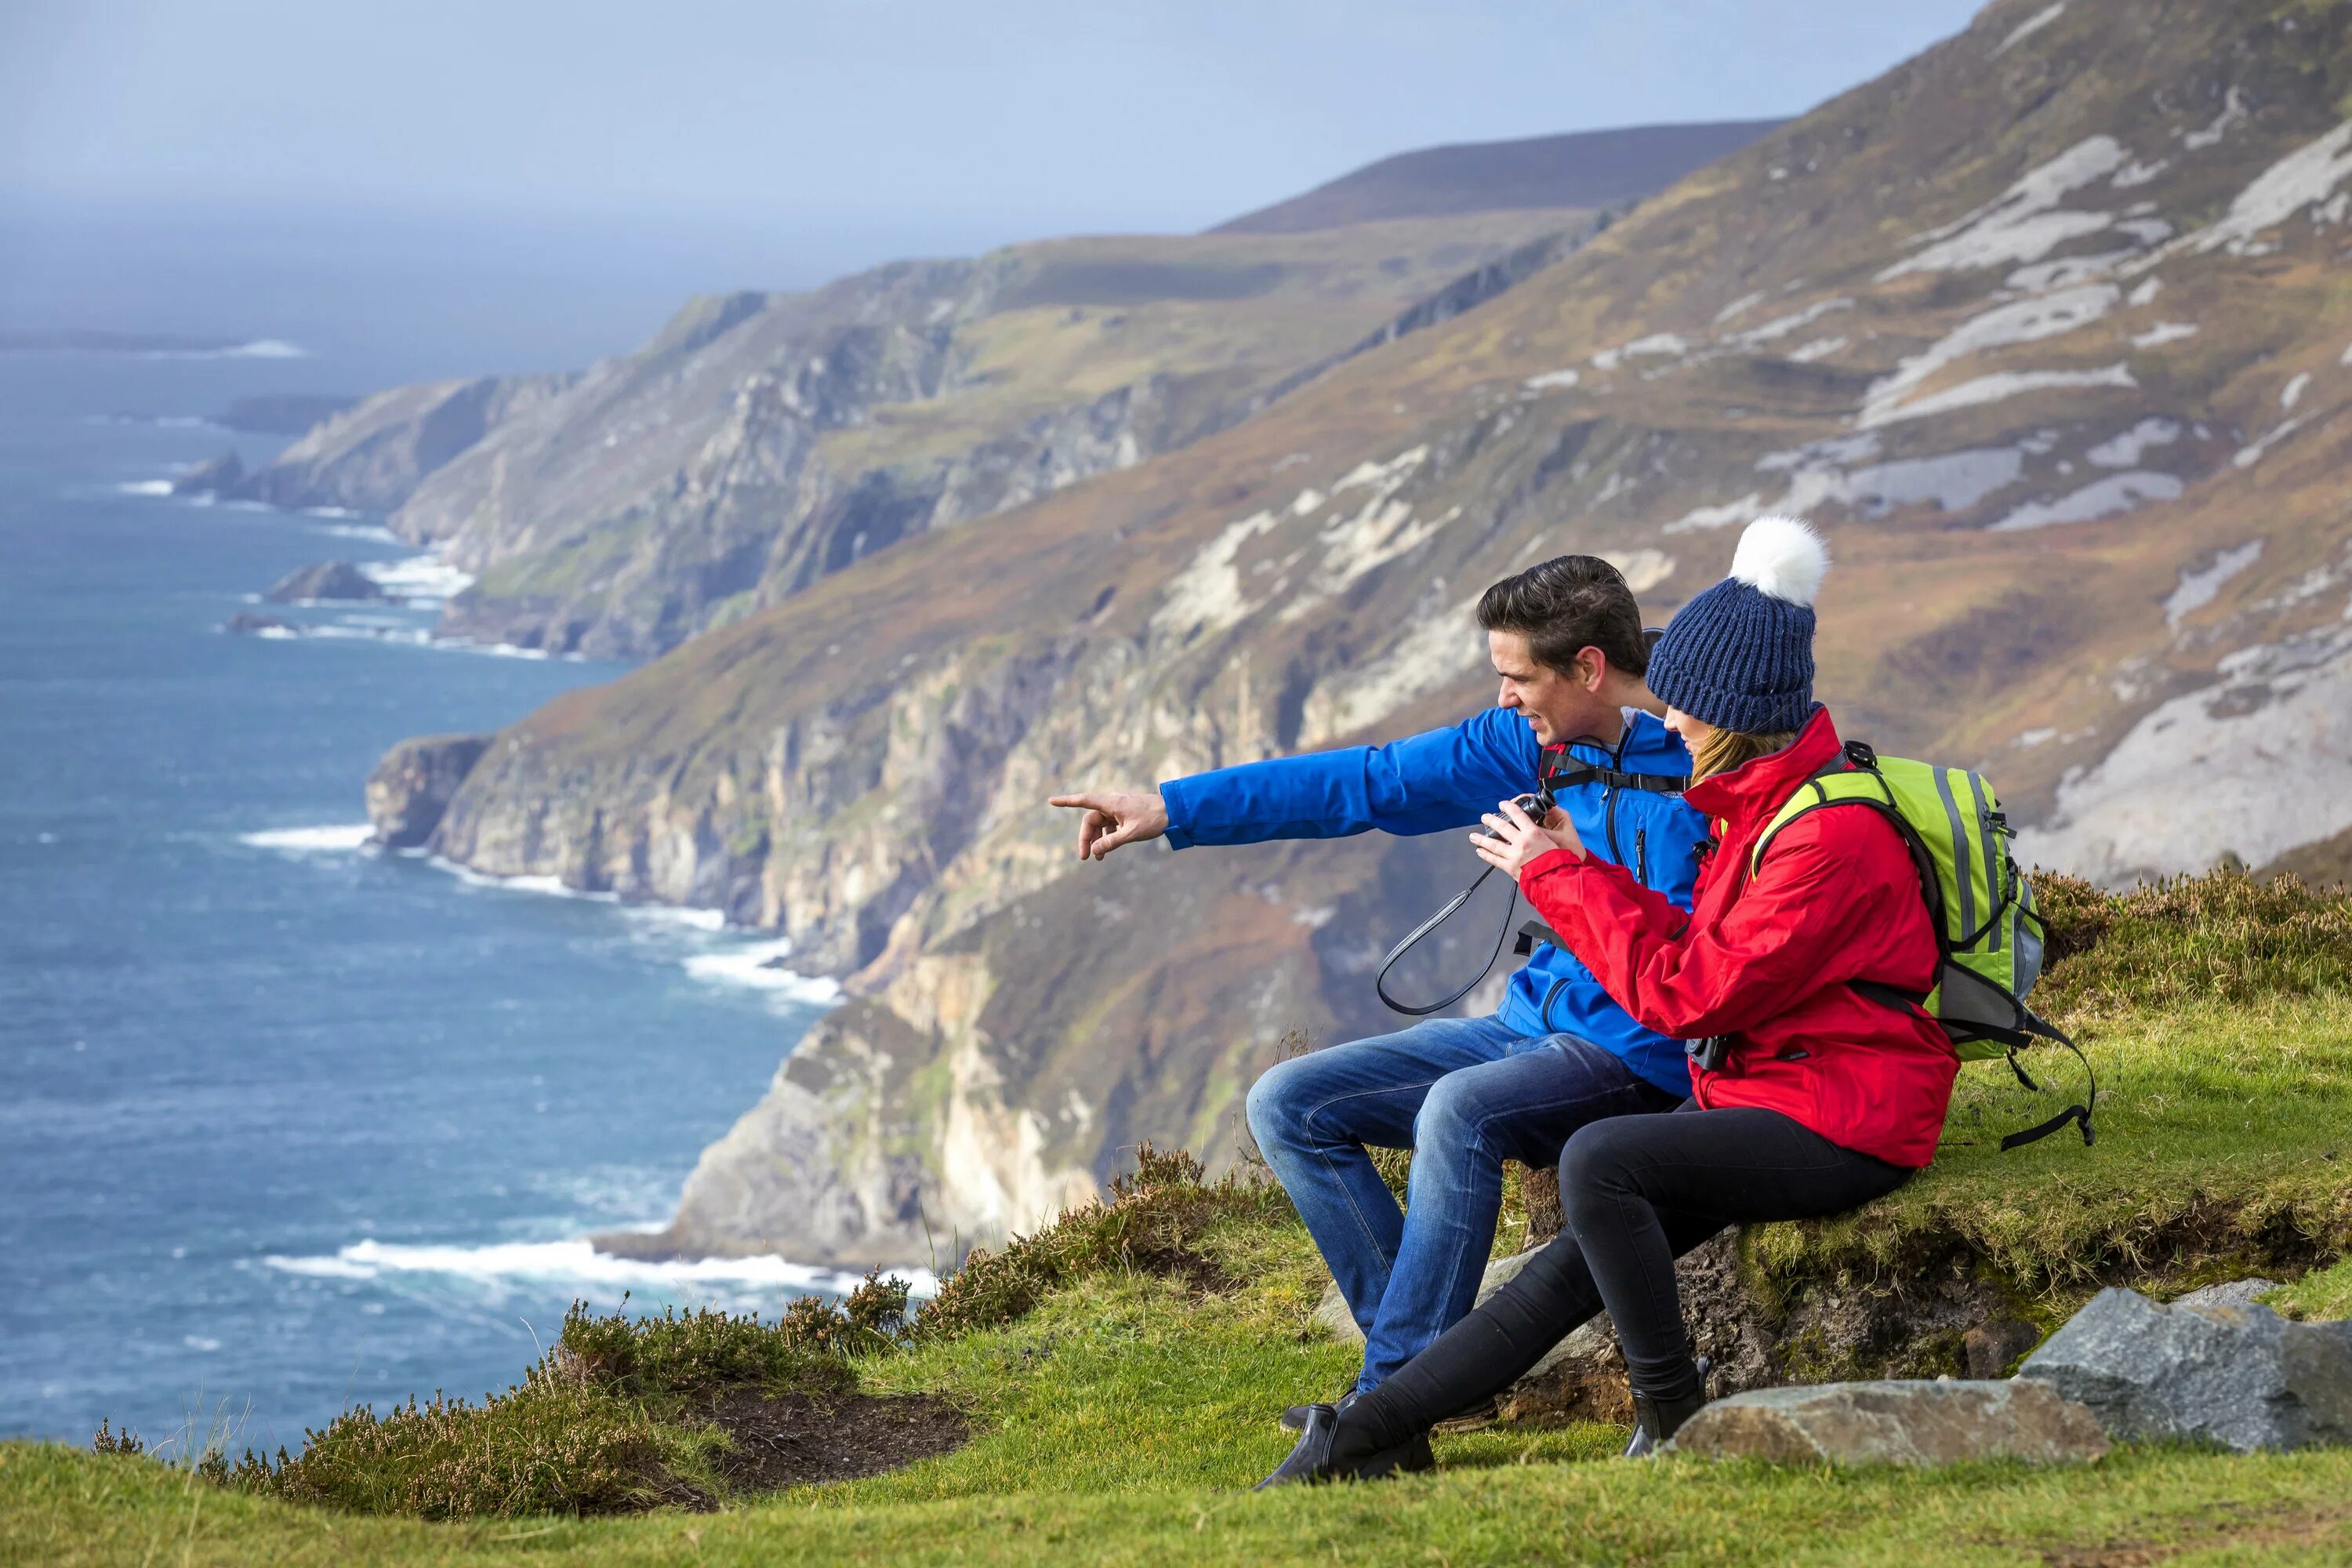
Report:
1245,1014,1680,1390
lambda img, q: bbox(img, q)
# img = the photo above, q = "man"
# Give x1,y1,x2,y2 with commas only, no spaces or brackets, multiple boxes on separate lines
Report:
1047,555,1708,1414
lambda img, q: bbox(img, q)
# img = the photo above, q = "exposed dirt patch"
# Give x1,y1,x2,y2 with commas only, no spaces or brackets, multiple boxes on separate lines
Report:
2028,1503,2352,1566
699,1388,969,1494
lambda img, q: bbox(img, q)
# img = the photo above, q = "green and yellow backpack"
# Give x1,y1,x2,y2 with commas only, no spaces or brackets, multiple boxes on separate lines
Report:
1751,739,2094,1151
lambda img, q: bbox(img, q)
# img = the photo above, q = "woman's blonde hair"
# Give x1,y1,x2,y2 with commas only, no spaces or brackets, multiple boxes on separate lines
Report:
1689,725,1799,782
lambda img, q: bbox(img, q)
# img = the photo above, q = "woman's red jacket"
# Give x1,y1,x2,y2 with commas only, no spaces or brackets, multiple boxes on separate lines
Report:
1519,706,1956,1167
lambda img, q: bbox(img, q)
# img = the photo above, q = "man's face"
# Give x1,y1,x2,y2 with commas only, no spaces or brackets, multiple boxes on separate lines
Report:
1490,630,1607,747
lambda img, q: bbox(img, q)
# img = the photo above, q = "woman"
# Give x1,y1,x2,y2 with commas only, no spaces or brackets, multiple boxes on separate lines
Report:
1258,514,1958,1486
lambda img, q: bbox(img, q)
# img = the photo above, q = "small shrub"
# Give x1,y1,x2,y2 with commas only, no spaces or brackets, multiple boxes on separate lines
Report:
89,1420,143,1457
159,1283,913,1520
557,1298,859,1399
916,1141,1290,1342
257,1377,666,1520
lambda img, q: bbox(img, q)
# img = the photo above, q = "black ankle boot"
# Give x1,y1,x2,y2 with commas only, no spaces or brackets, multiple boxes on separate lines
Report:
1621,1356,1711,1458
1253,1403,1435,1490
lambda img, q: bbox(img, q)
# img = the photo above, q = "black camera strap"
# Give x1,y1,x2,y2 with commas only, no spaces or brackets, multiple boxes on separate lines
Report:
1370,738,1690,1018
1374,862,1523,1018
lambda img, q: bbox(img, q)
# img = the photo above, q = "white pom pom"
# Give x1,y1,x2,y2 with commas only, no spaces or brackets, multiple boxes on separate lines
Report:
1729,514,1830,606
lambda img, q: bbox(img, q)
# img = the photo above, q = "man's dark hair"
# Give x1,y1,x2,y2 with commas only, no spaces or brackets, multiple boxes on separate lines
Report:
1475,554,1650,677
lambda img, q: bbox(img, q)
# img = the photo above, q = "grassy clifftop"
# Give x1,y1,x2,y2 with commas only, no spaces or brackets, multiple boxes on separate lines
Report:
10,870,2352,1566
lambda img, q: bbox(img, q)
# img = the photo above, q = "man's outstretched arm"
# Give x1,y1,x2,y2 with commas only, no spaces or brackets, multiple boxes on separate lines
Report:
1048,708,1539,860
1046,789,1169,860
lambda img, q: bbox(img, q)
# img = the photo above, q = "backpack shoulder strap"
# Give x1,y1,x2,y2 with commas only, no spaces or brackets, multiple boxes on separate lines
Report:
1541,745,1690,796
1748,744,1908,876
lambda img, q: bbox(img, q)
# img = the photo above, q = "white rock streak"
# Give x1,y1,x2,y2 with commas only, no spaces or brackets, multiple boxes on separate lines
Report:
2165,539,2263,627
1988,471,2183,532
2086,418,2180,468
1860,284,2121,426
1879,136,2125,280
1867,364,2136,430
2018,626,2352,884
1994,2,2066,56
1150,507,1279,641
2188,121,2352,256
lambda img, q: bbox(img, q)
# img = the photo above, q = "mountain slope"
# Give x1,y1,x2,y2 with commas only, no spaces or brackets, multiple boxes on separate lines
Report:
1210,119,1788,234
383,0,2352,1265
239,215,1585,657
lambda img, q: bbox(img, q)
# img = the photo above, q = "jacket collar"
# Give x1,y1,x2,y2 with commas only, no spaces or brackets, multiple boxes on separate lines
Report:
1682,704,1841,829
1562,708,1687,775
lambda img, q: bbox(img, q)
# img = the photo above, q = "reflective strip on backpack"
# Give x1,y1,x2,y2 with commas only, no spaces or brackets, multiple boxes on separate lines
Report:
1967,771,2003,955
1934,766,1976,942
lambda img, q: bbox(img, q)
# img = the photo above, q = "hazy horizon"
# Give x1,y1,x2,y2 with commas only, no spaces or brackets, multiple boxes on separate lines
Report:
3,1,1986,381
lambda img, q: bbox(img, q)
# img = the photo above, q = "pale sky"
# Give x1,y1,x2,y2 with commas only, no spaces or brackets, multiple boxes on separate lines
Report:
6,1,1985,234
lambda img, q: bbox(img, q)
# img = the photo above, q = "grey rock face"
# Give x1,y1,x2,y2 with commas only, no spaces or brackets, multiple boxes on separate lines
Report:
1672,1379,2109,1466
2171,1278,2281,1312
2019,1286,2352,1452
263,561,387,604
365,734,492,850
223,611,301,637
172,451,244,495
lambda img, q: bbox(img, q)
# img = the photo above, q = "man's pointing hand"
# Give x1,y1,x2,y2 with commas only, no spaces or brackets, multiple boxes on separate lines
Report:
1047,789,1170,861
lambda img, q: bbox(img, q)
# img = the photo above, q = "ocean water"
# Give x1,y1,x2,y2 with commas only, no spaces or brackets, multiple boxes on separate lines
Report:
0,348,862,1454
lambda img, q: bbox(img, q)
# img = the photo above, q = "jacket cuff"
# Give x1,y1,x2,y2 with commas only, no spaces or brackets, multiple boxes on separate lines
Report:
1522,845,1589,884
1158,779,1197,850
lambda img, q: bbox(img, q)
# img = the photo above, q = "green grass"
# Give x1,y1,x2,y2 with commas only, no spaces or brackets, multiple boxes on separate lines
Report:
1751,993,2352,1293
12,871,2352,1563
2271,1255,2352,1322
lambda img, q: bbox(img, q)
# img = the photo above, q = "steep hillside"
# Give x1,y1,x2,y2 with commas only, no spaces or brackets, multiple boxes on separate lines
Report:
239,216,1586,656
382,0,2352,1266
1210,119,1788,234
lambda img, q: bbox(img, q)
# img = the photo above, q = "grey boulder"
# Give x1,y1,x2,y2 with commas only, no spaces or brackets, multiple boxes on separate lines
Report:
1671,1378,2108,1465
2019,1286,2352,1452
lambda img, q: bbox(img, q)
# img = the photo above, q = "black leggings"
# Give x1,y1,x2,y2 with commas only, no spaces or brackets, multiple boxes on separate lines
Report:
1340,1103,1910,1452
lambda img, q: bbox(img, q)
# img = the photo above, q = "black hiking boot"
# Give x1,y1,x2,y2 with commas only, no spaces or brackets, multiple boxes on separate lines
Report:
1278,1387,1359,1432
1282,1388,1497,1434
1253,1403,1435,1490
1621,1356,1711,1458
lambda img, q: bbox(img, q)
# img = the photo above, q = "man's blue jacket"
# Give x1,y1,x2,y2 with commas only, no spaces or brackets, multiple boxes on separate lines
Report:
1160,706,1708,1094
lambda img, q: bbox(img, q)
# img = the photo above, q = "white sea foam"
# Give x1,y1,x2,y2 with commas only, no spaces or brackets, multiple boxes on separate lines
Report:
363,553,474,601
122,338,310,361
263,1236,935,1302
117,479,175,496
621,903,731,933
426,856,622,902
310,521,400,542
683,939,844,1005
241,823,376,853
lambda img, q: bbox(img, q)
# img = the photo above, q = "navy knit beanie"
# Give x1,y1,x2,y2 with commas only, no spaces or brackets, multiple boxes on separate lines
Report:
1646,515,1828,735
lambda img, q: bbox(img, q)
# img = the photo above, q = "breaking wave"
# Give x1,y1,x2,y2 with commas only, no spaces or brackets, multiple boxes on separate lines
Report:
261,1236,935,1306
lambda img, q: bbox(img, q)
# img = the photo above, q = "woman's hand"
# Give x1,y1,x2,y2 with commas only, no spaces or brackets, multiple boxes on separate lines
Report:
1469,797,1586,882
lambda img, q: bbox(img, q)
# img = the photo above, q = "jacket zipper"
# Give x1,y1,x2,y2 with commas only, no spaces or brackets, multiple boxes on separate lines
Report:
1600,717,1638,866
1539,975,1568,1031
1636,826,1649,887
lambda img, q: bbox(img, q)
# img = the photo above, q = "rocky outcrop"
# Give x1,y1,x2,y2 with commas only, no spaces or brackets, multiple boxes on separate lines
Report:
2020,1287,2352,1451
223,611,300,637
233,373,576,518
365,735,492,850
216,394,358,435
256,217,1595,659
1672,1380,2110,1466
263,562,385,604
172,452,243,495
